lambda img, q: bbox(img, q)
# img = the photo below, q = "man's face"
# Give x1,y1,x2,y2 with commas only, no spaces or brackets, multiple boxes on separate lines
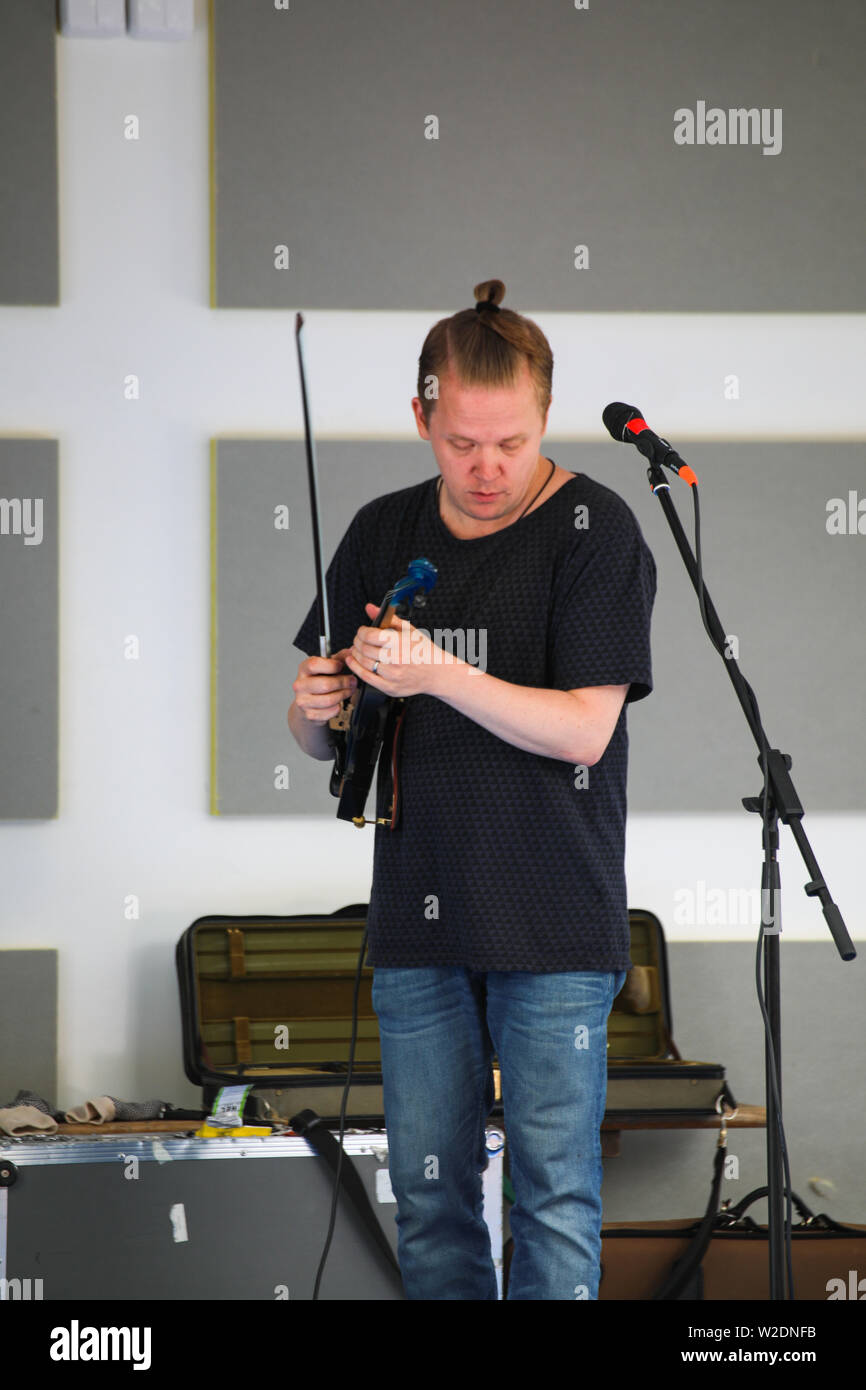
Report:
411,361,550,533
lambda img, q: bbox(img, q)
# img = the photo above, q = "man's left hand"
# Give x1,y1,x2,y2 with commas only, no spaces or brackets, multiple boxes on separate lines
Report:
344,601,443,698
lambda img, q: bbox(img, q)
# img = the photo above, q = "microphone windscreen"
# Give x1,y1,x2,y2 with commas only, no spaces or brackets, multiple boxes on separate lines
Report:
602,401,641,442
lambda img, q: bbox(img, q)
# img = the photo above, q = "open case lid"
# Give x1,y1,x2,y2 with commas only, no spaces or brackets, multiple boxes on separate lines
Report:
176,905,716,1088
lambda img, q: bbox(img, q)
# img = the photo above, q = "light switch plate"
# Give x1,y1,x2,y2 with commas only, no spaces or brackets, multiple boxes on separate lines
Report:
58,0,126,38
128,0,195,40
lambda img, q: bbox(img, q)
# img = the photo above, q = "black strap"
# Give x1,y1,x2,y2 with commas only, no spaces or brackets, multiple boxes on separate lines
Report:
652,1138,727,1300
291,1109,403,1288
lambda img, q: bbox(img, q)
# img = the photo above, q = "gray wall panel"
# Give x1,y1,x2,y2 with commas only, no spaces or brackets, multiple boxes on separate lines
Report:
212,0,865,311
0,0,59,305
0,950,58,1107
211,439,434,815
0,440,59,819
212,438,866,816
551,439,866,815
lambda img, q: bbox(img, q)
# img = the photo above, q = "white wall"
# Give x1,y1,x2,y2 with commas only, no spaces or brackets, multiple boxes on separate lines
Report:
0,3,862,1110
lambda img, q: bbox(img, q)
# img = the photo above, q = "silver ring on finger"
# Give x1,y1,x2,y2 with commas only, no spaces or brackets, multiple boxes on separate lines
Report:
372,659,380,675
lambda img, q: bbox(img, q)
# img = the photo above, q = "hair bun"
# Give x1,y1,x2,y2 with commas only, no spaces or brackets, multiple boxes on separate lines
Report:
473,278,505,309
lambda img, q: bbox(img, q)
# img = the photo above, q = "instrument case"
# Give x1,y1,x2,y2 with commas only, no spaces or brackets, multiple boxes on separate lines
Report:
176,905,733,1125
598,1186,866,1300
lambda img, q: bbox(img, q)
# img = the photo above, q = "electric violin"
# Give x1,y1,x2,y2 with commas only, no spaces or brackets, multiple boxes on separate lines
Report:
294,313,438,828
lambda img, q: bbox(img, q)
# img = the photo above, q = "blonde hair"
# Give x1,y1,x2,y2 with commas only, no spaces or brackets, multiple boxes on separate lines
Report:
416,279,553,425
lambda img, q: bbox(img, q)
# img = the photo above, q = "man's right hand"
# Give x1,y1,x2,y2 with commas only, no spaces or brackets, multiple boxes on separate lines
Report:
290,648,358,725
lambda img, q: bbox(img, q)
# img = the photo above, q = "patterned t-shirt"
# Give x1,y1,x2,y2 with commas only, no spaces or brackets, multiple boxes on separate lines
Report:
292,467,656,972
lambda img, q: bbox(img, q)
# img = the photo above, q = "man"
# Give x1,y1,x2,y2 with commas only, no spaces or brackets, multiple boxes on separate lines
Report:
288,279,656,1300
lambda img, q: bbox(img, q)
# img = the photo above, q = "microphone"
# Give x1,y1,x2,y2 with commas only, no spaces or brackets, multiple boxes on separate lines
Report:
602,402,697,485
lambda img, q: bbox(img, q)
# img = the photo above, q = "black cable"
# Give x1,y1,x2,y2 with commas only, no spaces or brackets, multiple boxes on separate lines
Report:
311,924,369,1300
691,483,795,1299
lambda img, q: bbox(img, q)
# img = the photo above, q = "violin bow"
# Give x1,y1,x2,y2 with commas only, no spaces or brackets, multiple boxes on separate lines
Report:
294,312,331,660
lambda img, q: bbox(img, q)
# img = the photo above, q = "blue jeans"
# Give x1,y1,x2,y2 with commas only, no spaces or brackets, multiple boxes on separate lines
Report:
371,966,627,1300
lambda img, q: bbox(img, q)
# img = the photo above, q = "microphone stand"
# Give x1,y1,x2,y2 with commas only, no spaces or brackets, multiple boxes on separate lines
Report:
641,456,855,1301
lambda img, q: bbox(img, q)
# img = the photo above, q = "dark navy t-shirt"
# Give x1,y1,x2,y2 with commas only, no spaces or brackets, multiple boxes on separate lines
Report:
292,468,656,972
